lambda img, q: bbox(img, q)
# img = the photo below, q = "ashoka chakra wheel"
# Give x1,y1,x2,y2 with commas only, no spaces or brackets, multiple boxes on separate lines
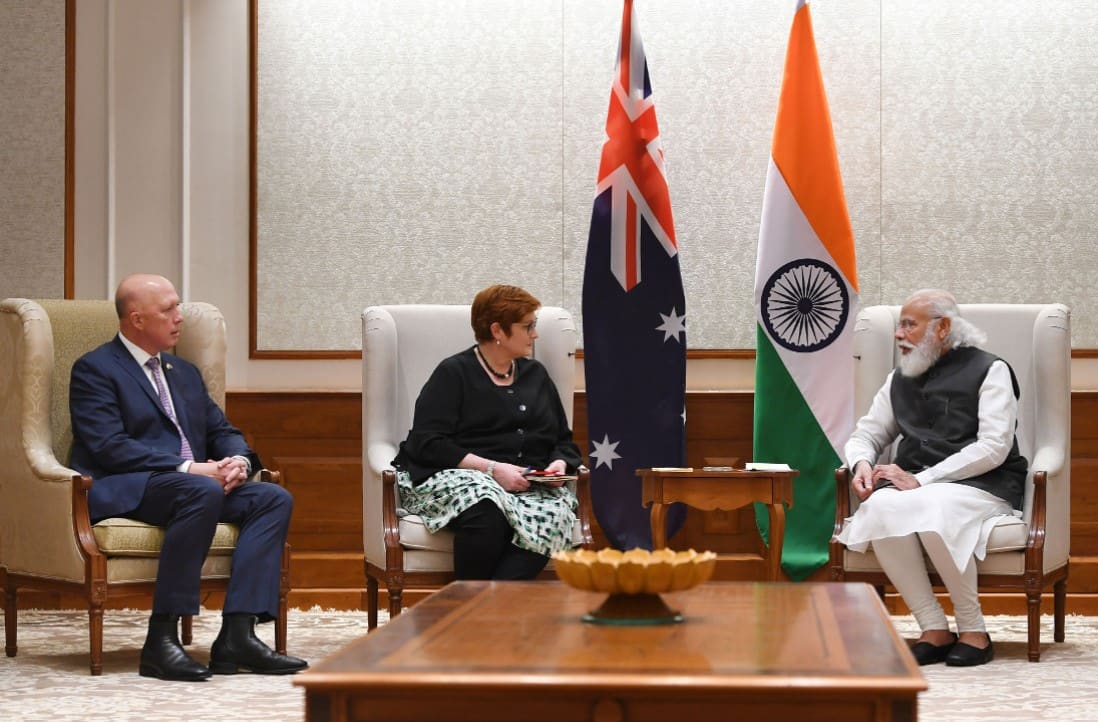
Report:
761,258,849,353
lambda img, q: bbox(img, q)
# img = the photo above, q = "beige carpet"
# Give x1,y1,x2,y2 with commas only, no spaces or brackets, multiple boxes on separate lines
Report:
0,607,1094,721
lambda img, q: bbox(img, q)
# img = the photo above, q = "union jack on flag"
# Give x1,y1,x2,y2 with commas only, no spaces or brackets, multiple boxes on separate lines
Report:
582,0,687,550
594,0,677,292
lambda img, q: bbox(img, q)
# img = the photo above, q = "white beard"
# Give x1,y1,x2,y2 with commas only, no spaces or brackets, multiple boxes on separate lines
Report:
898,334,943,378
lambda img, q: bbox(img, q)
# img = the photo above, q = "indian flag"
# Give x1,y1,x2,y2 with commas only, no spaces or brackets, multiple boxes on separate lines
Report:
753,0,858,581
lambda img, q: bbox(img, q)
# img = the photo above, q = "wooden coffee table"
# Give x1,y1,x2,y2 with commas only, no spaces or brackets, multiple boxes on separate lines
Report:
297,580,925,722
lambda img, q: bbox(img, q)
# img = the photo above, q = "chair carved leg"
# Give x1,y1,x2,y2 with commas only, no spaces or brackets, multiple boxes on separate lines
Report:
387,583,403,620
181,615,193,645
4,583,17,658
276,590,288,655
276,542,290,654
1025,588,1042,662
88,604,104,675
1054,578,1067,643
367,575,379,630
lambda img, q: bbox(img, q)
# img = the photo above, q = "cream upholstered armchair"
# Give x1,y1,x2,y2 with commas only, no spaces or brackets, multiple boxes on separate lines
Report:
830,304,1071,662
0,299,289,675
361,305,594,628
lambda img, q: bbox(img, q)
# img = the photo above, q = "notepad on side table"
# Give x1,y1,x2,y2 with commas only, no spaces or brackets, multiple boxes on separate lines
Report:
744,462,792,472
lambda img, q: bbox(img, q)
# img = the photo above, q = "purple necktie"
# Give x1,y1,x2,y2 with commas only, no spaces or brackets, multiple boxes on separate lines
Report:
146,356,194,461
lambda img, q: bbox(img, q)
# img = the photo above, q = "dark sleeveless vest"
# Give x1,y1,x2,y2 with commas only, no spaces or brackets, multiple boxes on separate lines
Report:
890,346,1027,510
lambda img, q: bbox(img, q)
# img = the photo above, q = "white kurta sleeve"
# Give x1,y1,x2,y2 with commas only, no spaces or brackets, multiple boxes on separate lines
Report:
844,371,900,472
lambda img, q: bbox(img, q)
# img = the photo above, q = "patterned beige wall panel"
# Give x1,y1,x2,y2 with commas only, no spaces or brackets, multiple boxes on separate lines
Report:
257,0,565,350
256,0,1094,352
0,0,66,300
879,1,1098,342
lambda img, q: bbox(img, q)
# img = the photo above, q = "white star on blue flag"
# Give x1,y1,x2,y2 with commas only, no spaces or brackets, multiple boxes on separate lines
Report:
589,434,623,470
655,306,686,343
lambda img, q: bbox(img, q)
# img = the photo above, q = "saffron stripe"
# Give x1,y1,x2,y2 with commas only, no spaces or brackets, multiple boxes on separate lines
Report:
770,3,858,291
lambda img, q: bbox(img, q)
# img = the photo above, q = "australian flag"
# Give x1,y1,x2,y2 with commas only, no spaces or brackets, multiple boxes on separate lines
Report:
582,0,686,551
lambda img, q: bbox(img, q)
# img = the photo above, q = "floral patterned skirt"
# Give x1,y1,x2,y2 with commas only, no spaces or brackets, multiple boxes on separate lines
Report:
396,468,578,556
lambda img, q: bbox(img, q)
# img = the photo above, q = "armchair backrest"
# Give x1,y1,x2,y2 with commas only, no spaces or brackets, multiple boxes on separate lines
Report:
0,298,227,578
361,305,578,563
28,300,228,465
852,304,1071,529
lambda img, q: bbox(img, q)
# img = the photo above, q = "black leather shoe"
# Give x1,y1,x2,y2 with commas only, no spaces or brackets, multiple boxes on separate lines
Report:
209,614,308,675
139,616,211,681
945,637,994,667
910,633,958,666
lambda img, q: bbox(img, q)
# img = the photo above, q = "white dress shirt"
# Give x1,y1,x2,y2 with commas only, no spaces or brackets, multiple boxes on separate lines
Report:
118,333,193,473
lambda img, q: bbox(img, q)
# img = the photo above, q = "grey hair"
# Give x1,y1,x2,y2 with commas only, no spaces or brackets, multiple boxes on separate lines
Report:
905,288,988,349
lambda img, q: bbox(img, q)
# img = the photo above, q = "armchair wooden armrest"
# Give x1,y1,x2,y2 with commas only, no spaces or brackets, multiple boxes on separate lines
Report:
1025,470,1048,575
830,467,851,581
834,467,851,527
258,468,289,653
380,469,403,558
70,474,108,598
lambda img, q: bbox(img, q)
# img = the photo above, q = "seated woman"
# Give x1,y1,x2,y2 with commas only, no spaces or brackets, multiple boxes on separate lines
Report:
392,284,583,580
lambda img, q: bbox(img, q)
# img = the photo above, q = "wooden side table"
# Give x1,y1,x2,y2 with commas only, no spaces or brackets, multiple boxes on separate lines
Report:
638,467,798,581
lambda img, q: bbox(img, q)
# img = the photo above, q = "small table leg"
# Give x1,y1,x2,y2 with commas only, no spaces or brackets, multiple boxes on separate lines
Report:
767,503,786,581
650,503,668,549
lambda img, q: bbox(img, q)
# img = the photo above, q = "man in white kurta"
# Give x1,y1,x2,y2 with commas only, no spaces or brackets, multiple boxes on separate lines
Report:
835,289,1026,667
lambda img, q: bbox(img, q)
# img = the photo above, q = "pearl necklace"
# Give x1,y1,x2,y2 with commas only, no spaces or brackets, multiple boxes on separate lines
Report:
475,344,514,380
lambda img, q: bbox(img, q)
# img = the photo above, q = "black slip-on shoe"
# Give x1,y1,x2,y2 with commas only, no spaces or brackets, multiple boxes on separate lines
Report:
910,633,958,666
945,637,994,667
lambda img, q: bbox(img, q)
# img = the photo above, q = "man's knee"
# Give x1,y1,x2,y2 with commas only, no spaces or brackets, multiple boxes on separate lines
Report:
256,481,293,509
177,474,226,511
244,481,294,523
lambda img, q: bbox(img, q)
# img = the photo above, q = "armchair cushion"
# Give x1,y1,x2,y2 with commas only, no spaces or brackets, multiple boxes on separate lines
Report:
396,514,453,553
984,516,1028,553
838,513,1026,563
92,518,239,557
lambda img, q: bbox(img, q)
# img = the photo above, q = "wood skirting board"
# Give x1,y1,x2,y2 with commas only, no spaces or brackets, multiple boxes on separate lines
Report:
12,390,1098,613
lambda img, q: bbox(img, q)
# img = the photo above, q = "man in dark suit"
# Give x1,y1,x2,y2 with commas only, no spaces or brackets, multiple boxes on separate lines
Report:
69,273,307,681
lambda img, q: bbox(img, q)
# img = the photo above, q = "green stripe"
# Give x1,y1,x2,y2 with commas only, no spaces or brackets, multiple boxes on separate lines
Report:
753,325,840,581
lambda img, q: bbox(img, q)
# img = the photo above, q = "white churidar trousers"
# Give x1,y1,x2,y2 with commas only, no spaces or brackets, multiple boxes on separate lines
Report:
835,483,1014,633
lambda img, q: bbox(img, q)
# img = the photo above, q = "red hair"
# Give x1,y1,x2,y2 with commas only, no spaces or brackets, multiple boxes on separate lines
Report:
470,285,540,342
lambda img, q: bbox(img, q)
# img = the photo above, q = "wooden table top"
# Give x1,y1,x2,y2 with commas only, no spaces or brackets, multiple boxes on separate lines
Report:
638,467,797,506
297,580,925,695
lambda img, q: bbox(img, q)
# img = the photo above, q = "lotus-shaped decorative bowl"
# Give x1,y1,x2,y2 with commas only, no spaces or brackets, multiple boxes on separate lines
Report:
552,547,717,625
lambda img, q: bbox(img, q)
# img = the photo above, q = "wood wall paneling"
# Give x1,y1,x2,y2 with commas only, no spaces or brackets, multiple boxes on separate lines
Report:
223,390,1098,614
223,390,1096,613
13,391,1097,613
227,392,365,599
